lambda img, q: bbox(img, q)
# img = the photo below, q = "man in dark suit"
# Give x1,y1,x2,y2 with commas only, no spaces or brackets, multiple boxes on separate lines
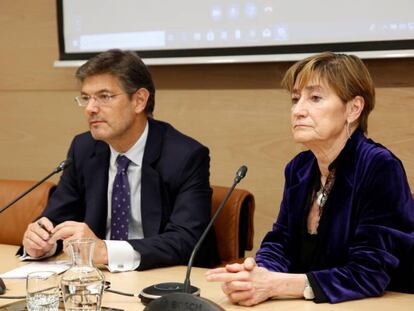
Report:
22,49,219,270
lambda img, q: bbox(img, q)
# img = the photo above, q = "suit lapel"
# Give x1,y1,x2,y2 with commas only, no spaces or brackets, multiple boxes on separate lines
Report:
141,119,164,237
141,162,162,237
83,141,110,239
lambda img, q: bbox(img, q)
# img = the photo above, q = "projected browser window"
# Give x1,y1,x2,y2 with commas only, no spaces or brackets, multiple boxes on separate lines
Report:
62,0,414,53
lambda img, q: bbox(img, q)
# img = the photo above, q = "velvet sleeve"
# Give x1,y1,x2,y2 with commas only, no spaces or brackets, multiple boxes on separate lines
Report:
310,154,414,303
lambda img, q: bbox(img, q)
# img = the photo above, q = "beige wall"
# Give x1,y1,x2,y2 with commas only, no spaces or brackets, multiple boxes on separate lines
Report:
1,1,414,253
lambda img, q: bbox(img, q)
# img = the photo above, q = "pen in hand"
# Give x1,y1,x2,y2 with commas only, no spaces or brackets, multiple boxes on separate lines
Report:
37,221,53,238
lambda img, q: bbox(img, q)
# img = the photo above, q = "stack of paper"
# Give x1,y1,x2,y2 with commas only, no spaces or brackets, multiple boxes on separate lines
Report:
0,260,70,279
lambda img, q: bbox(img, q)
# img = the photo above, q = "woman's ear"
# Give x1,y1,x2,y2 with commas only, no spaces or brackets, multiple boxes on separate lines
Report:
133,88,150,114
347,96,364,124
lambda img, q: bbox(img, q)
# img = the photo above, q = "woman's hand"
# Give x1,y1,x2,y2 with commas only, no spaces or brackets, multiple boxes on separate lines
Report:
206,257,306,306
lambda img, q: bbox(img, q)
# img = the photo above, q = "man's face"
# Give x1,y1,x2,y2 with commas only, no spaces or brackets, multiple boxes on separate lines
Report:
81,74,139,148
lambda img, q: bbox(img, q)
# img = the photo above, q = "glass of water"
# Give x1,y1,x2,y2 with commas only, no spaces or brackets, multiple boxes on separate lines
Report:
26,271,60,311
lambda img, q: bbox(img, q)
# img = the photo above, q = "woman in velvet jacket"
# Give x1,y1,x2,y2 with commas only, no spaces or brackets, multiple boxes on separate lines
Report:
206,52,414,305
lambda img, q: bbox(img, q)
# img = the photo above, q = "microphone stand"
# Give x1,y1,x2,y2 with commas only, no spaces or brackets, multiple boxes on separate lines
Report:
0,159,72,296
0,159,71,215
141,166,248,311
183,170,243,293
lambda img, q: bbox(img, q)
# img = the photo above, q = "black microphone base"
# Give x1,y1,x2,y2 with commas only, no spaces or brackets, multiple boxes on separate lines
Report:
143,292,225,311
139,282,200,306
0,277,6,295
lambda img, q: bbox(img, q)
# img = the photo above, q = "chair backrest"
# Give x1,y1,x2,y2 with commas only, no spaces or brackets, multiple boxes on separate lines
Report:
0,179,56,245
211,185,255,264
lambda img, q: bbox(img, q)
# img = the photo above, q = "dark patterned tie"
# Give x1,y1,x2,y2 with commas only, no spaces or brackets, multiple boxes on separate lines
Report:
111,155,131,240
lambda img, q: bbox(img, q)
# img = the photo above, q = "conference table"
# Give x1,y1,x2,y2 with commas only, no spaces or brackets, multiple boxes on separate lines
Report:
0,244,413,310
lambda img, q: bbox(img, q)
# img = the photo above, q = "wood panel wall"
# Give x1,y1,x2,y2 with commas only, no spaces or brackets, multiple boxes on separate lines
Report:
1,1,413,253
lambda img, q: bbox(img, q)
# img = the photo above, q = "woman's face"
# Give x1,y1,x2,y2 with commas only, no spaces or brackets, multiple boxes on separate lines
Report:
290,78,349,147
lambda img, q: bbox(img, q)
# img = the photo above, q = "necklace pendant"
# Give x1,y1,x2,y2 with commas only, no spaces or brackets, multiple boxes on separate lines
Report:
316,192,325,207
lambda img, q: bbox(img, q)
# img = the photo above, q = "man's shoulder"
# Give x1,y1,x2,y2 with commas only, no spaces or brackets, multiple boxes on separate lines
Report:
149,119,208,151
146,119,210,189
70,131,108,156
72,131,98,148
73,131,94,142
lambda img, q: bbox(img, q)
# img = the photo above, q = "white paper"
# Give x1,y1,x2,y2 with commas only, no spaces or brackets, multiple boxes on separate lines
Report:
0,260,71,279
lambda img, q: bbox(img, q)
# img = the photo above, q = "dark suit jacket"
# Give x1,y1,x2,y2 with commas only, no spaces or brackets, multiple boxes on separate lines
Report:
256,128,414,303
42,118,219,270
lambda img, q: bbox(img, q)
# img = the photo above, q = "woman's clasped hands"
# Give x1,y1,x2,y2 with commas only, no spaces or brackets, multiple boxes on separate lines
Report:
206,257,305,306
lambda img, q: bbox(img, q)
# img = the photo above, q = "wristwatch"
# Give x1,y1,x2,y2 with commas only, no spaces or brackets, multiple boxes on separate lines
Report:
303,276,315,300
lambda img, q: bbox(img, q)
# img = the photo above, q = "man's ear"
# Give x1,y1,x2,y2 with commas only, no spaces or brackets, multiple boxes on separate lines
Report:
133,88,150,113
347,96,364,124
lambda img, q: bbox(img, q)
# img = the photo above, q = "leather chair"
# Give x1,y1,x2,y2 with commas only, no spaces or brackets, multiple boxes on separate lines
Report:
0,179,56,245
211,185,255,265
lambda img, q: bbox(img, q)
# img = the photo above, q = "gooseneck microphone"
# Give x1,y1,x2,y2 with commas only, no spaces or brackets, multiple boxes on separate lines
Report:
183,165,247,293
140,165,248,311
0,158,72,297
0,158,72,215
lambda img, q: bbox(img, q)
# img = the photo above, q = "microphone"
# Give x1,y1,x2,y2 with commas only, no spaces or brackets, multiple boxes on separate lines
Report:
140,165,248,311
53,158,73,173
0,158,72,296
0,158,72,216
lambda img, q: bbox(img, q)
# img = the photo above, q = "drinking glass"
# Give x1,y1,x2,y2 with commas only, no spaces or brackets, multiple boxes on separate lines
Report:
26,271,60,311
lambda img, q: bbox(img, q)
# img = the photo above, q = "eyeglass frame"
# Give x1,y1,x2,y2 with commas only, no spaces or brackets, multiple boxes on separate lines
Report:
74,91,136,107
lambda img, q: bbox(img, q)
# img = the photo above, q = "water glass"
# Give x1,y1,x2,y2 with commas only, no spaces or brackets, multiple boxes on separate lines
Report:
26,271,60,311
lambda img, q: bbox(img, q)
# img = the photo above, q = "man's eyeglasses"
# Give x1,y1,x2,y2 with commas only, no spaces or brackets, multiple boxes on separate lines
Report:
75,93,128,107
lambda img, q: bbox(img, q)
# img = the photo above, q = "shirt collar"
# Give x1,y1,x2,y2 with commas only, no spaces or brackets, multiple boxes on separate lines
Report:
109,121,149,167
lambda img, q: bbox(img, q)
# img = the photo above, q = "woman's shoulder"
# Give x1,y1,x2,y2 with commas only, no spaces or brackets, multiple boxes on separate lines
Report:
351,135,409,184
357,135,402,165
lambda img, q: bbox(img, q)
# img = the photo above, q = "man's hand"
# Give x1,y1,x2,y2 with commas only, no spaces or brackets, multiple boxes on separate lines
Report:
22,217,55,258
49,221,108,265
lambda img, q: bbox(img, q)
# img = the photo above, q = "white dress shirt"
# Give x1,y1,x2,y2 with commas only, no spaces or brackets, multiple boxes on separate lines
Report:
104,121,148,272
